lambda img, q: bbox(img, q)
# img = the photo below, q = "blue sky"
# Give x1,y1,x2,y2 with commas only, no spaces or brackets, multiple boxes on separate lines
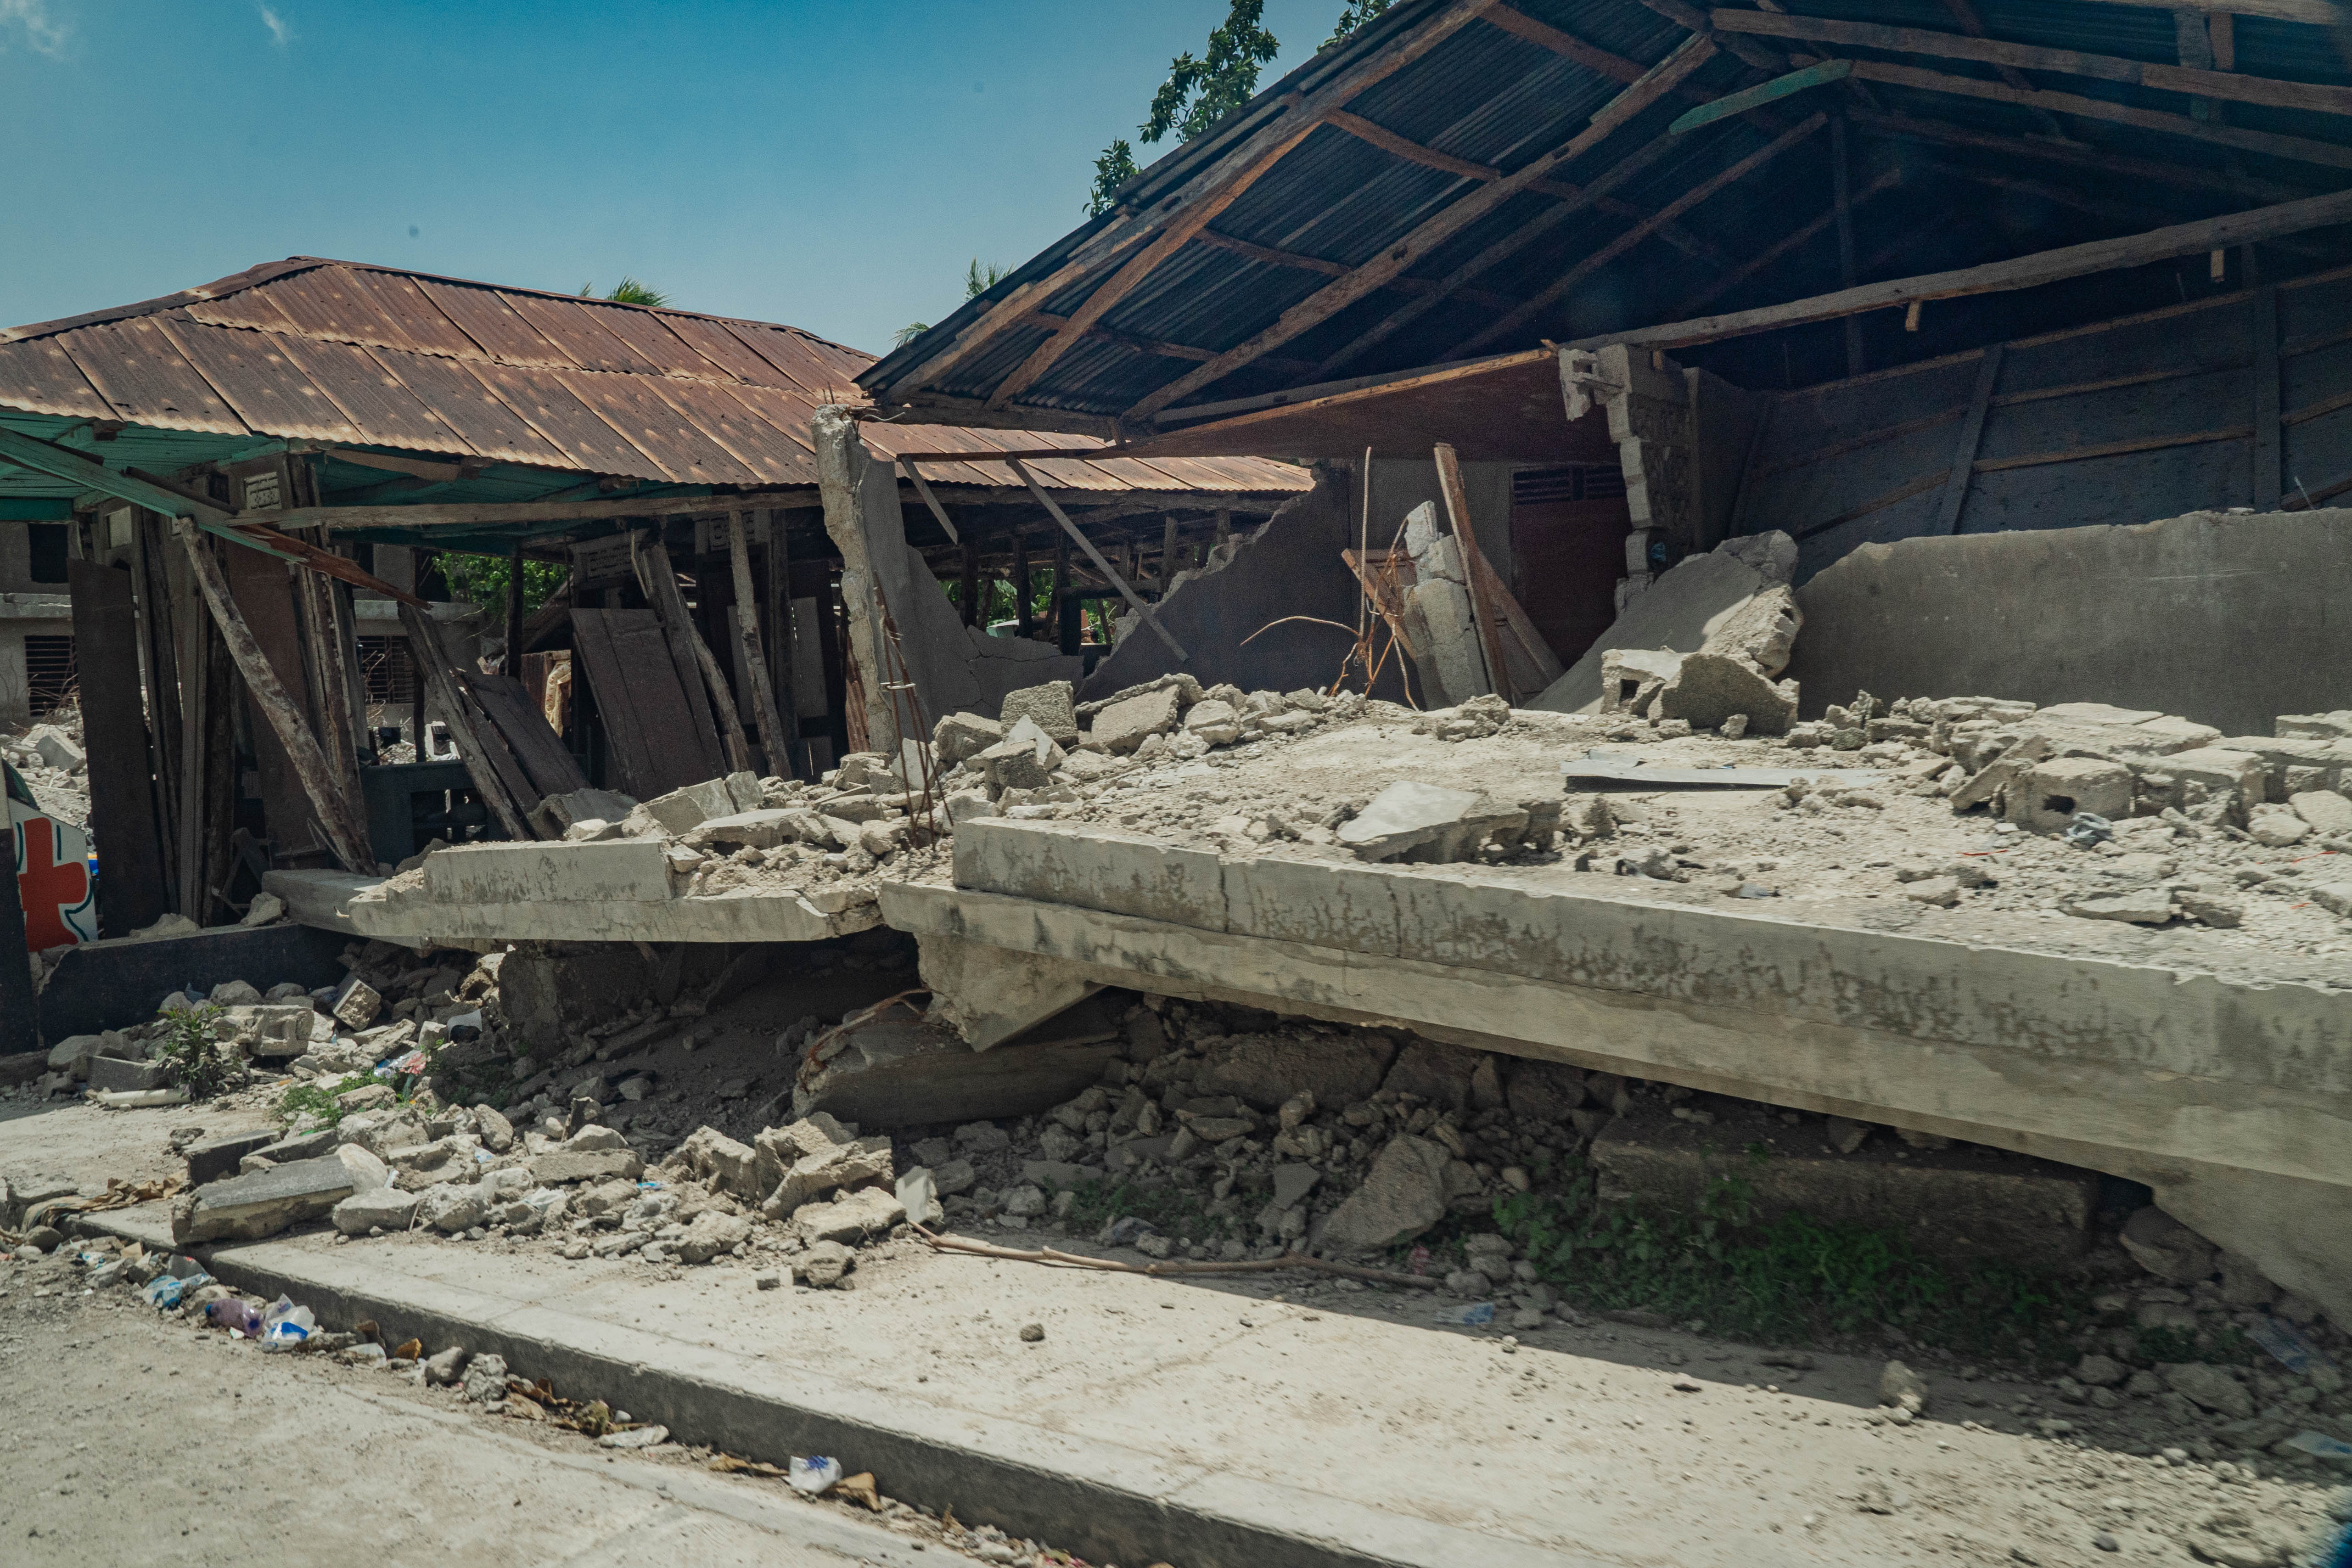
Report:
0,1,1353,355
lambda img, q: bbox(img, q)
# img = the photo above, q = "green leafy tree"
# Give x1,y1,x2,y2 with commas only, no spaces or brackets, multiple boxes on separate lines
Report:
894,258,1012,348
439,555,568,624
1326,0,1395,45
1086,1,1280,216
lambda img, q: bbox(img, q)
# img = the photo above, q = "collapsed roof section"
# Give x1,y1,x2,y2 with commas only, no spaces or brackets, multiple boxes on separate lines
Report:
859,0,2352,459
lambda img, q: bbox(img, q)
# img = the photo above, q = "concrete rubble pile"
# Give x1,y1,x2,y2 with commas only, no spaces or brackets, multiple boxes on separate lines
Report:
0,703,90,826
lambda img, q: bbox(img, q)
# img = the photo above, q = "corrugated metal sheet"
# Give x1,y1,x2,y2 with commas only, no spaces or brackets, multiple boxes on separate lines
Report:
865,0,2352,428
0,258,1310,503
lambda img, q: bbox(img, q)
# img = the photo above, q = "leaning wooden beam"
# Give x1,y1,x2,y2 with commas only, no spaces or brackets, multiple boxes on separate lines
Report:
397,600,536,842
1560,183,2352,354
173,519,376,874
630,529,755,777
1842,58,2352,171
896,458,962,543
727,511,796,779
1712,8,2352,119
1485,5,1648,82
1675,165,1903,316
1453,111,1828,358
881,0,1504,405
1007,459,1187,662
1125,34,1722,421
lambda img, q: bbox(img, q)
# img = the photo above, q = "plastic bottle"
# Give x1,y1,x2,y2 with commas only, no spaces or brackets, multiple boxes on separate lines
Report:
205,1297,264,1335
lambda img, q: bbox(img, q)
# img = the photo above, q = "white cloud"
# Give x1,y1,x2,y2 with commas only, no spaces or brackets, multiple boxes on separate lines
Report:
0,0,72,57
258,3,291,47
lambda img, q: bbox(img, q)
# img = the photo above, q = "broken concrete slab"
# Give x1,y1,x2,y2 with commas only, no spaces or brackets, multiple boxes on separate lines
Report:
792,997,1123,1128
1088,686,1184,754
1336,781,1526,863
641,777,740,836
998,681,1078,746
529,1149,645,1186
791,1185,906,1243
1589,1102,2100,1271
1532,533,1798,715
87,1055,168,1093
332,1186,421,1235
173,1148,382,1243
1653,651,1797,736
185,1130,280,1186
1318,1135,1449,1253
422,839,673,905
932,712,1004,766
1597,648,1683,717
529,787,639,840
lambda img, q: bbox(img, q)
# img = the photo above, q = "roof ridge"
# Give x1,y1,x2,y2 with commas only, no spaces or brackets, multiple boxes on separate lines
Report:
0,258,332,345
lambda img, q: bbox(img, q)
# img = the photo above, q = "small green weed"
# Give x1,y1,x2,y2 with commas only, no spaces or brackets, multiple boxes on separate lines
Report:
275,1074,376,1129
153,1005,246,1101
1488,1156,2087,1360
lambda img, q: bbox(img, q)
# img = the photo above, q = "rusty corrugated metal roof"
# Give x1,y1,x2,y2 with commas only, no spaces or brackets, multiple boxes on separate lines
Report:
0,258,1311,498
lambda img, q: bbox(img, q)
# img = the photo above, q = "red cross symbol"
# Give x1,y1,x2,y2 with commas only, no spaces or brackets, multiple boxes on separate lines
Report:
15,815,90,952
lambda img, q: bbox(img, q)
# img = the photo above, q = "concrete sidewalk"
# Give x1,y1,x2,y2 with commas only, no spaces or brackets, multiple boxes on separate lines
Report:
81,1198,2195,1568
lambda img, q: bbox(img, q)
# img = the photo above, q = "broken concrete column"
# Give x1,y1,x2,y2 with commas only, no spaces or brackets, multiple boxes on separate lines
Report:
1598,648,1683,716
814,405,1083,746
1401,502,1489,707
1530,530,1798,715
911,927,1101,1052
793,995,1125,1127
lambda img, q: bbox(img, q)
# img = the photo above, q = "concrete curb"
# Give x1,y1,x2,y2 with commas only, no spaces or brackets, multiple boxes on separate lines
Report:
86,1208,1594,1568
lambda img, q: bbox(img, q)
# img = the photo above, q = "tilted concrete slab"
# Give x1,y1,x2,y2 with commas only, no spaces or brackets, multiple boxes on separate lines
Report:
267,865,881,950
907,820,2352,1325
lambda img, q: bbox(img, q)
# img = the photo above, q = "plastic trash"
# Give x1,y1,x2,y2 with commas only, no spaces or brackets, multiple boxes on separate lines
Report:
168,1254,207,1279
259,1296,315,1352
205,1297,264,1335
143,1268,211,1310
2285,1430,2352,1463
446,1009,484,1033
1433,1302,1498,1327
2248,1315,2333,1376
2061,811,2116,848
787,1456,842,1495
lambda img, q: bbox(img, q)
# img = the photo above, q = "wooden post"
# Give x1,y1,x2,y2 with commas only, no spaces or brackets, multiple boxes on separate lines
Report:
1433,443,1511,702
410,547,432,758
760,509,802,770
1012,533,1033,637
1049,532,1071,653
294,556,367,836
1832,115,1865,377
959,535,980,626
727,511,794,778
632,528,755,776
1159,515,1179,596
1937,345,2005,534
2252,276,2281,510
505,542,526,674
177,539,210,916
1007,458,1189,661
397,600,534,841
1214,508,1233,554
329,577,375,765
173,519,375,874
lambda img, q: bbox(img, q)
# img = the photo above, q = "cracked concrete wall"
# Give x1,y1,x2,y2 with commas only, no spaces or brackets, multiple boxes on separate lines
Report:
1786,507,2352,733
814,406,1083,747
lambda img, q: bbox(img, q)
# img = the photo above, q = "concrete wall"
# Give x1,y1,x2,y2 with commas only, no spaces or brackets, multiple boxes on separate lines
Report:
1786,507,2352,734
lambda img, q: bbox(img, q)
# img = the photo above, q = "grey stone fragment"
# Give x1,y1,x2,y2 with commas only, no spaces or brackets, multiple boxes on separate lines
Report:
186,1130,280,1186
998,681,1078,745
2163,1361,2253,1419
460,1353,509,1403
1880,1360,1929,1414
2290,788,2352,835
332,1186,421,1235
676,1209,751,1264
1270,1163,1319,1210
417,1183,490,1234
2120,1206,2216,1285
932,712,1005,766
174,1155,366,1244
45,1034,103,1078
1089,687,1184,753
1319,1135,1448,1252
529,1149,644,1186
1194,1032,1396,1113
1654,651,1797,735
89,1055,169,1093
931,1158,977,1197
793,1240,855,1287
679,1125,763,1199
1336,780,1525,863
896,1167,943,1228
791,1186,904,1243
642,777,738,835
423,1347,468,1386
685,809,805,850
599,1424,670,1450
331,978,382,1030
2064,888,2175,925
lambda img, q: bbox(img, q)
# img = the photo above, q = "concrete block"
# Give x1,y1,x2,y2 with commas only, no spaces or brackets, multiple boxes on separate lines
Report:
2010,756,2134,832
641,778,738,836
953,819,1227,932
27,724,83,773
1588,1102,2099,1272
2144,748,2267,815
185,1130,280,1186
87,1054,168,1092
1222,853,1401,956
2291,789,2352,835
529,1149,645,1186
1335,782,1525,865
1655,651,1797,736
933,712,1004,766
174,1155,366,1244
45,1034,103,1079
422,839,673,905
1534,538,1793,714
685,809,804,850
1597,648,1682,716
2279,711,2352,740
998,681,1078,745
1089,686,1183,753
529,787,639,839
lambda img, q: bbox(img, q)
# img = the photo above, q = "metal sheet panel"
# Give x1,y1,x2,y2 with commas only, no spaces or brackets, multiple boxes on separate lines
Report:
61,317,247,434
0,337,117,419
416,280,570,366
163,317,365,442
343,270,486,359
184,287,300,335
643,380,820,485
271,336,475,454
365,349,573,467
580,303,729,381
552,370,762,486
856,422,1016,488
724,323,866,397
715,382,824,458
658,315,783,385
500,294,660,375
465,361,667,478
243,267,415,353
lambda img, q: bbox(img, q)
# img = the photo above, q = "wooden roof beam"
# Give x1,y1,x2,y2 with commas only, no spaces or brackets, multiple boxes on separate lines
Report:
1450,111,1829,358
2062,0,2348,24
1557,181,2352,355
1847,107,2317,205
1325,110,1731,266
1673,163,1904,316
1713,9,2352,120
1122,34,1721,423
976,0,1507,411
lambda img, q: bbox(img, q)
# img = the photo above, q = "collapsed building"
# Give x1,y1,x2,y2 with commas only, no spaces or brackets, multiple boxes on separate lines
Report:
4,0,2352,1383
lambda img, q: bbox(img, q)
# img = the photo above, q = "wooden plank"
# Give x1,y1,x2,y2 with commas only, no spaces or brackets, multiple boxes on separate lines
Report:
1454,112,1828,358
630,529,752,776
1792,469,1950,540
898,459,961,543
175,519,375,872
570,607,724,798
1564,184,2352,355
728,511,795,778
1639,0,1787,71
460,672,588,800
1756,403,1968,480
569,609,661,798
1008,459,1187,661
67,559,167,936
1833,115,1864,378
1845,58,2352,171
2059,0,2349,28
1671,60,1850,134
2254,283,2283,510
1935,346,2004,534
1125,36,1721,419
448,671,542,818
402,601,536,840
1971,425,2253,474
1433,443,1510,701
1484,6,1646,82
1712,9,2352,120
